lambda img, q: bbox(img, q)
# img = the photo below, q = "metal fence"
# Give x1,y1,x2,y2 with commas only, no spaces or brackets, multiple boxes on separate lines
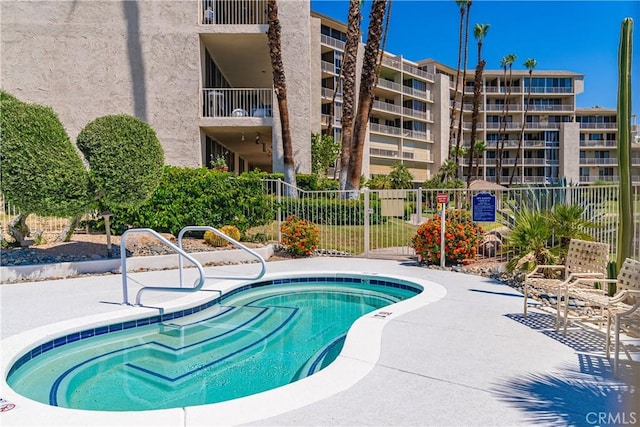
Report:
3,183,640,264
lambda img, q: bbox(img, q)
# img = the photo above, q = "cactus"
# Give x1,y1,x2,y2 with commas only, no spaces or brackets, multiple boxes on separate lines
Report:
204,225,241,247
616,18,633,272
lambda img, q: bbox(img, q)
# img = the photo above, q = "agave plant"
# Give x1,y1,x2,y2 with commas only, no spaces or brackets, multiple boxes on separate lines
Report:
547,203,600,249
503,206,556,272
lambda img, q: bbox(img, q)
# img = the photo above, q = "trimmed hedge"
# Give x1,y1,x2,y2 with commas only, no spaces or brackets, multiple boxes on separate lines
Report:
77,114,164,210
107,166,274,235
255,172,339,191
0,92,90,217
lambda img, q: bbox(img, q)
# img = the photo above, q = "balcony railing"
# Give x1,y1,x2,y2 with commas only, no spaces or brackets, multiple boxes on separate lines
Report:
370,147,399,158
579,122,618,129
529,104,574,112
402,86,428,98
580,140,617,147
321,114,341,127
485,104,521,112
202,88,272,118
403,107,429,121
372,100,402,115
484,122,522,129
370,122,401,136
381,56,402,69
403,129,430,141
201,0,268,25
402,63,435,81
321,60,336,74
320,34,345,50
579,158,618,165
377,79,402,92
579,175,620,183
321,87,342,100
525,122,562,129
529,87,573,94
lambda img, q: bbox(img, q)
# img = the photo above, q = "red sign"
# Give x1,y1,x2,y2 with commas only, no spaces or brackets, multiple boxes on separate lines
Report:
436,193,448,204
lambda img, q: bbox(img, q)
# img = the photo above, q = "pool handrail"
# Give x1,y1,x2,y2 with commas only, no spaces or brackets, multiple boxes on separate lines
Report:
120,228,206,306
177,225,267,287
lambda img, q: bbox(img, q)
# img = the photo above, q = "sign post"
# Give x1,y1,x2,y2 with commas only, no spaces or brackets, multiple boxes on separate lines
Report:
436,193,448,268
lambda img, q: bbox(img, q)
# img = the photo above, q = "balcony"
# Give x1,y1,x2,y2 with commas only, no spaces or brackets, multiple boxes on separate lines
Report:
370,147,399,158
579,175,620,183
200,0,268,25
580,140,617,148
202,88,272,118
321,60,336,74
402,86,428,98
529,87,573,94
403,129,431,141
525,122,562,129
376,79,402,93
579,122,618,129
529,104,574,112
484,122,522,129
321,87,342,101
370,122,401,136
403,107,430,121
381,56,402,70
579,158,618,165
484,104,521,112
402,63,435,81
321,114,341,127
372,100,402,115
320,34,345,50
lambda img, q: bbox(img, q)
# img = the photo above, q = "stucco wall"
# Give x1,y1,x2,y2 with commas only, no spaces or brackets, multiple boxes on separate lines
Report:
1,0,202,166
560,122,581,183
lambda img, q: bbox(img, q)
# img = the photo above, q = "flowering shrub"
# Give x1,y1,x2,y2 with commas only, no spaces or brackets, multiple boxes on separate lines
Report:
411,210,483,265
280,215,320,257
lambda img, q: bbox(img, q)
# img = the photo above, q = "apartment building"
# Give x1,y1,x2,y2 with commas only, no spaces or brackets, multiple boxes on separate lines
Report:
2,0,636,185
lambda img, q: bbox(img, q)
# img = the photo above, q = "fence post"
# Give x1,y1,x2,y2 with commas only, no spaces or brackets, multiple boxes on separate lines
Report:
416,187,422,225
276,179,282,243
364,188,370,258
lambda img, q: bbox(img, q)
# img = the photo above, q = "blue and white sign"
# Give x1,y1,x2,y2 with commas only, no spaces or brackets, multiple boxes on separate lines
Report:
472,192,496,222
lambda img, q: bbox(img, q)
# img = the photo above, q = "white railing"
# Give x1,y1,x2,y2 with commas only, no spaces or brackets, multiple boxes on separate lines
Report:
529,104,574,112
202,88,272,118
402,86,428,98
377,79,402,92
200,0,268,25
485,104,521,112
370,122,401,136
381,56,402,69
579,123,618,129
525,122,562,129
402,107,428,120
580,140,617,147
370,147,399,158
321,87,342,100
529,87,573,94
579,158,618,165
321,60,335,74
320,34,345,50
402,63,435,81
403,129,429,141
373,100,402,114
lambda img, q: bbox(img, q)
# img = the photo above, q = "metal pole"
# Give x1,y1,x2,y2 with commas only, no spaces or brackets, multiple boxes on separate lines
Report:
276,179,282,242
440,202,446,268
417,187,423,225
364,188,370,257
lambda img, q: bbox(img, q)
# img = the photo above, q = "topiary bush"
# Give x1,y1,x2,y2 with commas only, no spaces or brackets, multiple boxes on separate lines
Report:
411,210,483,265
280,215,320,257
0,92,90,218
76,114,164,210
204,225,241,247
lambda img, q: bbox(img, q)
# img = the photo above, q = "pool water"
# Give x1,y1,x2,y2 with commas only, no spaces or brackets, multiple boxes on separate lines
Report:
7,278,419,411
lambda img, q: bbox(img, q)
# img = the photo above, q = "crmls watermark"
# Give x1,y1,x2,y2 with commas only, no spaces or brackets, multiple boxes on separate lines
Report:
585,411,637,426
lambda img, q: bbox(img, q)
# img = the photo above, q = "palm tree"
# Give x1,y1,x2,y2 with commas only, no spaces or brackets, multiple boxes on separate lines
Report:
438,159,460,182
266,0,296,195
510,58,537,185
346,0,389,192
448,0,468,159
496,53,516,185
466,23,489,188
454,0,472,165
337,0,362,189
473,140,486,180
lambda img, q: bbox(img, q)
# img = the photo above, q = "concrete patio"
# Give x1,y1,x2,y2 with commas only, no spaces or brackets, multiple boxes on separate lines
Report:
1,257,637,426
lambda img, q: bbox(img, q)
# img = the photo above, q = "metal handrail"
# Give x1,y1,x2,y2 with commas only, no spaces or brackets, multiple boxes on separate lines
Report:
177,226,266,287
120,228,206,306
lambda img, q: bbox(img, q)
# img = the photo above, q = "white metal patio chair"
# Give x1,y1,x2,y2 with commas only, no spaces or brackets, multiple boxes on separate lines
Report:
522,239,610,332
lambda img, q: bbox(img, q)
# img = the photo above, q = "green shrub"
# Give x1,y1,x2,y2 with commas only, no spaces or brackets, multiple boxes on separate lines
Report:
0,93,90,217
204,225,241,247
107,166,274,235
280,215,320,257
77,114,164,210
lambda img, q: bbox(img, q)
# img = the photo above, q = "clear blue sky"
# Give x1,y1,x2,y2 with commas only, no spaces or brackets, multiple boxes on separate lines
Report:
311,0,640,119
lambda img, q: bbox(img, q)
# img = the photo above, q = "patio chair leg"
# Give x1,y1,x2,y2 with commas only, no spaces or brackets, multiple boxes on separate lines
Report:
563,292,570,336
605,313,612,358
523,283,528,317
555,291,562,332
614,315,621,379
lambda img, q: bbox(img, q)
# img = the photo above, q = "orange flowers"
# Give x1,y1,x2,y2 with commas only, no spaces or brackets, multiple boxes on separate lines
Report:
280,215,320,257
411,210,483,265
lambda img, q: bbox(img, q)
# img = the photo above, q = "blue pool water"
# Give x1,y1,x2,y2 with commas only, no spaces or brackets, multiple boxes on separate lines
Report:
7,276,420,411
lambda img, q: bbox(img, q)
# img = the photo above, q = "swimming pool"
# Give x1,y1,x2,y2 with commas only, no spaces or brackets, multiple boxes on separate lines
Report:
7,276,421,412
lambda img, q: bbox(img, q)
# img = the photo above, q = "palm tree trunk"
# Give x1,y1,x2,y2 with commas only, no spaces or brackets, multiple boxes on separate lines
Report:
467,56,485,188
454,0,472,165
510,69,533,185
338,0,362,190
449,4,466,159
267,0,296,196
496,64,513,185
346,0,388,192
